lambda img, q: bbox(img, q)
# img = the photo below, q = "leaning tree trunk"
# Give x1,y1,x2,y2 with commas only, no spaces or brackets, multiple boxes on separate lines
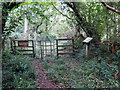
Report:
65,2,101,42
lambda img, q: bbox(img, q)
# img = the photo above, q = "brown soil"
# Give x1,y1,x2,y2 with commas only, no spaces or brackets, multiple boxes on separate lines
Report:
32,60,61,88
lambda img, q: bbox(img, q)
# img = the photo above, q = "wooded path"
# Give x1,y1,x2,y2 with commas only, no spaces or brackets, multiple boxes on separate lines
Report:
32,60,61,88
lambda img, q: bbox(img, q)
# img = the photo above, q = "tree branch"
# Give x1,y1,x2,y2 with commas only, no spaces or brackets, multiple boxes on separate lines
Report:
99,0,120,15
52,3,73,20
35,18,44,33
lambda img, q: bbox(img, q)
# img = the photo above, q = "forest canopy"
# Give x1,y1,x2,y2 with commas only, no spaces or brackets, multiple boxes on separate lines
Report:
1,1,120,88
2,1,120,42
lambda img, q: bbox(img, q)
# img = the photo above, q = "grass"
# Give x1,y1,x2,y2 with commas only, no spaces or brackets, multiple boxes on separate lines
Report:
41,54,119,88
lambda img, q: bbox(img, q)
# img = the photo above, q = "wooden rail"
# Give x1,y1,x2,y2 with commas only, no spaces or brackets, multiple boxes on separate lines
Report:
13,40,33,41
40,40,56,59
58,53,75,55
57,45,74,47
95,40,120,53
18,50,33,51
11,40,35,57
14,46,33,47
56,38,75,57
56,38,74,40
58,49,76,51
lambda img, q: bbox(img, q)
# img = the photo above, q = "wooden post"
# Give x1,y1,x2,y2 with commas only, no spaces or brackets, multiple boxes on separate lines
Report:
111,44,115,53
72,39,74,53
41,48,43,59
50,41,52,55
10,40,13,51
54,40,56,53
32,40,35,57
86,43,90,58
45,41,47,56
83,37,93,58
40,41,43,59
9,37,15,51
43,41,44,58
13,40,16,51
56,39,58,57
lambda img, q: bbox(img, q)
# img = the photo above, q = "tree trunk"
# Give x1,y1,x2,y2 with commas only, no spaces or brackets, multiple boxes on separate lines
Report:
100,1,120,15
65,2,101,42
24,17,29,40
2,2,22,50
0,4,2,85
0,11,2,57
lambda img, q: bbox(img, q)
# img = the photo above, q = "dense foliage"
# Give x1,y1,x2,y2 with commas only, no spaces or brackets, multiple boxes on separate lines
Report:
2,50,36,88
2,2,120,50
41,46,120,88
64,2,120,41
1,1,120,88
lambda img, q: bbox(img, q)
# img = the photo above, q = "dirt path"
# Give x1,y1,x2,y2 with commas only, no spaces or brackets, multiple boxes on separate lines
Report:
32,60,61,88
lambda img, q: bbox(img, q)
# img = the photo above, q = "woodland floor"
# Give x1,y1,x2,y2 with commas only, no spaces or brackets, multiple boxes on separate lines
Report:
32,55,119,88
32,59,61,88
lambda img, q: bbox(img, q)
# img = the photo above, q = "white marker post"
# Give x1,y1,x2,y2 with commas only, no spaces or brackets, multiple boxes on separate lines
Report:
83,37,93,58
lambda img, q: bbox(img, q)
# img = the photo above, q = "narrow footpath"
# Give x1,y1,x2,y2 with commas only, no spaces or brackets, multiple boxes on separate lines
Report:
32,60,61,88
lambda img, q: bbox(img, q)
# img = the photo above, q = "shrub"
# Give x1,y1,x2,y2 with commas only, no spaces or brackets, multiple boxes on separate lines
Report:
2,50,36,88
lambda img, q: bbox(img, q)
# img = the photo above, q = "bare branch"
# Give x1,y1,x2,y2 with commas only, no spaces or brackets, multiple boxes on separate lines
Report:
36,18,44,32
99,0,120,15
52,3,73,20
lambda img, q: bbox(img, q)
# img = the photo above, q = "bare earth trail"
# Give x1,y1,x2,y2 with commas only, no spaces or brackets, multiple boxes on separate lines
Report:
32,60,61,88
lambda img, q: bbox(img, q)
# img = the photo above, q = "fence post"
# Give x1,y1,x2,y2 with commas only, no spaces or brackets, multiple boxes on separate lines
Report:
13,40,16,51
32,40,35,57
45,41,47,56
50,41,52,55
72,39,74,53
40,41,43,59
56,39,58,57
10,40,13,51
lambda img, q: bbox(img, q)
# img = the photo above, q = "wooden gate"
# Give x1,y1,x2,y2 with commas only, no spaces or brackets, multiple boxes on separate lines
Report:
11,40,35,57
11,38,77,58
40,40,56,59
56,38,75,57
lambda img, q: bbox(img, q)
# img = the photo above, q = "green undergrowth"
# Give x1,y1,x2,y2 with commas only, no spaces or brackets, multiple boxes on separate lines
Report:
2,50,36,89
41,51,119,88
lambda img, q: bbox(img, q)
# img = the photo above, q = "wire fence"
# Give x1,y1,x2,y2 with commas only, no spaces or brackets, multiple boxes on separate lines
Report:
34,40,56,59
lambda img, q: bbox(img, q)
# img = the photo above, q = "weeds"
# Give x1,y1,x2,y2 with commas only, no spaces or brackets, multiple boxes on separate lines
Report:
2,50,36,89
41,53,119,88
